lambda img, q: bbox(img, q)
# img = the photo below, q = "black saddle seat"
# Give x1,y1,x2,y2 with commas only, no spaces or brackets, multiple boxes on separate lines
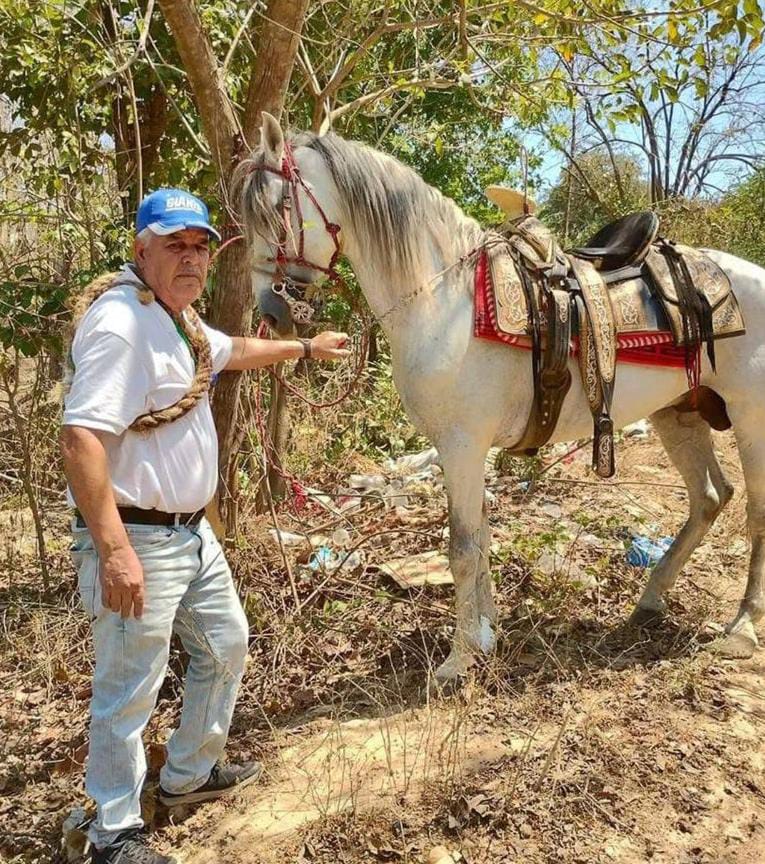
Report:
571,211,659,271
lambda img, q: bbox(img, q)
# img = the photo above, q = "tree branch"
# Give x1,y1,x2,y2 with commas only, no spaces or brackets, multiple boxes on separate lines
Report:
546,137,610,214
318,14,454,103
222,4,259,77
328,77,463,122
575,84,627,204
95,0,156,89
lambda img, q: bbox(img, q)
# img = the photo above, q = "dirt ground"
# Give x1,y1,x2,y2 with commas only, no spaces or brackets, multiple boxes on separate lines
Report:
1,426,764,864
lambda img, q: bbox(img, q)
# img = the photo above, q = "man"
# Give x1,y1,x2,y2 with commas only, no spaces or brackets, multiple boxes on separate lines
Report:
61,188,349,864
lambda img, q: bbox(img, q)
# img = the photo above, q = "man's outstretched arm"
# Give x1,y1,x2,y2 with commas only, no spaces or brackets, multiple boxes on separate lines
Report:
224,331,350,371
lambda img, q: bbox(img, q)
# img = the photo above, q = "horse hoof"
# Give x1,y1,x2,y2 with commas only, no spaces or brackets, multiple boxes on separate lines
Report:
629,605,665,628
712,631,757,660
429,674,466,698
434,650,474,684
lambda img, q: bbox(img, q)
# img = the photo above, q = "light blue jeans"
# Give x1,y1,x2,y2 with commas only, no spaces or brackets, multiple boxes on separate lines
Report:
71,518,249,849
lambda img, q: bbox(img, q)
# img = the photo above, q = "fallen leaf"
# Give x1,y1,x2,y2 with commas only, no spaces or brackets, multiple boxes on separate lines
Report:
378,551,452,588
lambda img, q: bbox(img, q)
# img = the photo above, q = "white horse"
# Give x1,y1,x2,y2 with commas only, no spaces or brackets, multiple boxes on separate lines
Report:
238,112,765,681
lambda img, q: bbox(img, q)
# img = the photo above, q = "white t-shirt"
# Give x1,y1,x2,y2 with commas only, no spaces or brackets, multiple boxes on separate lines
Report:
63,265,233,512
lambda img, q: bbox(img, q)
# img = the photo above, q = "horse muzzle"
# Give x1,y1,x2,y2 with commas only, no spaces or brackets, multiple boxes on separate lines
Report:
256,284,294,336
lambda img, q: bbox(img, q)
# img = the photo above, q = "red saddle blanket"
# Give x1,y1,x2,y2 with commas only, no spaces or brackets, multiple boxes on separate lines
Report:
473,249,687,369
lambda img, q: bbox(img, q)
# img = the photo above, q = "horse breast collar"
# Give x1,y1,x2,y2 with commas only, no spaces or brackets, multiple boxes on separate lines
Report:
250,142,344,323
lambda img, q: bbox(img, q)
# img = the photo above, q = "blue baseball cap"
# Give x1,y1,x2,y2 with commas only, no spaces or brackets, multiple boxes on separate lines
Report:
136,188,221,241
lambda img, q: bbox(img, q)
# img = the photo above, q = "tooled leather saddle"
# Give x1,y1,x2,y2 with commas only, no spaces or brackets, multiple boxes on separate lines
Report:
474,212,745,477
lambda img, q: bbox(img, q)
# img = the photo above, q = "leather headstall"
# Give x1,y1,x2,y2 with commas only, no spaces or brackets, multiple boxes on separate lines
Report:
249,141,344,324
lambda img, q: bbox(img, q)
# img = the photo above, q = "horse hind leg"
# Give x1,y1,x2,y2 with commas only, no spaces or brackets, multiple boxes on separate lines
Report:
717,404,765,658
631,406,734,626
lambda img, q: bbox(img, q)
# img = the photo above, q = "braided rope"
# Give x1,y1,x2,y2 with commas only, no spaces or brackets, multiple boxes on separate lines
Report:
67,272,212,431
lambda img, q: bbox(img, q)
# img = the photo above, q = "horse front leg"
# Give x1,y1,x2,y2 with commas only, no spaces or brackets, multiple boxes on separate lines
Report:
435,436,495,682
477,500,498,625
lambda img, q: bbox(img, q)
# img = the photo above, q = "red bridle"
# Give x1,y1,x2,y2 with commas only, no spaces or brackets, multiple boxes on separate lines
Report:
250,142,344,322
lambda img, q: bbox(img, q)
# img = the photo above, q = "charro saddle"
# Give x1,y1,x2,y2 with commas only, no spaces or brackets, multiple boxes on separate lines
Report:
476,212,745,477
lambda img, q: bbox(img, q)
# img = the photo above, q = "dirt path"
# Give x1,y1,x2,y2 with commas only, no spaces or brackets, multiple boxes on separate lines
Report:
168,658,765,864
174,707,552,864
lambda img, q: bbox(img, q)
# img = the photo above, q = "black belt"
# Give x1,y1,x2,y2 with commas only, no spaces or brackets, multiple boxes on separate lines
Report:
74,506,205,529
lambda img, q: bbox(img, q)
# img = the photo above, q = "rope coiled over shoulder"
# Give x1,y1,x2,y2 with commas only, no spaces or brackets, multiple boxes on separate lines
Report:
67,272,213,432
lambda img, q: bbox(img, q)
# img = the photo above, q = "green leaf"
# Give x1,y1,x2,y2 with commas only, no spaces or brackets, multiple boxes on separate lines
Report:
693,76,709,98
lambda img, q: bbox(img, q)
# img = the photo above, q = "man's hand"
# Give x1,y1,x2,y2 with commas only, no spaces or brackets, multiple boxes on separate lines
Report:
62,425,147,619
101,543,146,619
310,331,351,361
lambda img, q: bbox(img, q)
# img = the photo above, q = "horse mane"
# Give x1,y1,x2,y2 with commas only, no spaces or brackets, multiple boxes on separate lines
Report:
236,131,482,286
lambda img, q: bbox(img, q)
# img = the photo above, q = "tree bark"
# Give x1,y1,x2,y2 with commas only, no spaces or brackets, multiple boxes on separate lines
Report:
255,372,290,512
210,236,252,529
367,321,380,366
241,0,311,146
211,0,309,532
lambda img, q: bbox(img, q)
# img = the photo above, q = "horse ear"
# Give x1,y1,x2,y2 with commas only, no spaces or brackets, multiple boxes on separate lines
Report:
261,111,285,166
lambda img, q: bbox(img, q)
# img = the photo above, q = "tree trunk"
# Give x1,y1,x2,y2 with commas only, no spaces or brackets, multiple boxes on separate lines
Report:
255,371,290,513
265,376,290,501
158,0,310,538
367,321,380,366
209,232,253,530
156,0,240,173
241,0,312,146
210,0,310,535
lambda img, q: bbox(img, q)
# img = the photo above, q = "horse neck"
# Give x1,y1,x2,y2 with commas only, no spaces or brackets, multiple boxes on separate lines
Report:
341,200,484,335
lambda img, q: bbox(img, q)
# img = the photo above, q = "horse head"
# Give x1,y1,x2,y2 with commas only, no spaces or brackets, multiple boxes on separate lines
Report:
237,113,344,337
